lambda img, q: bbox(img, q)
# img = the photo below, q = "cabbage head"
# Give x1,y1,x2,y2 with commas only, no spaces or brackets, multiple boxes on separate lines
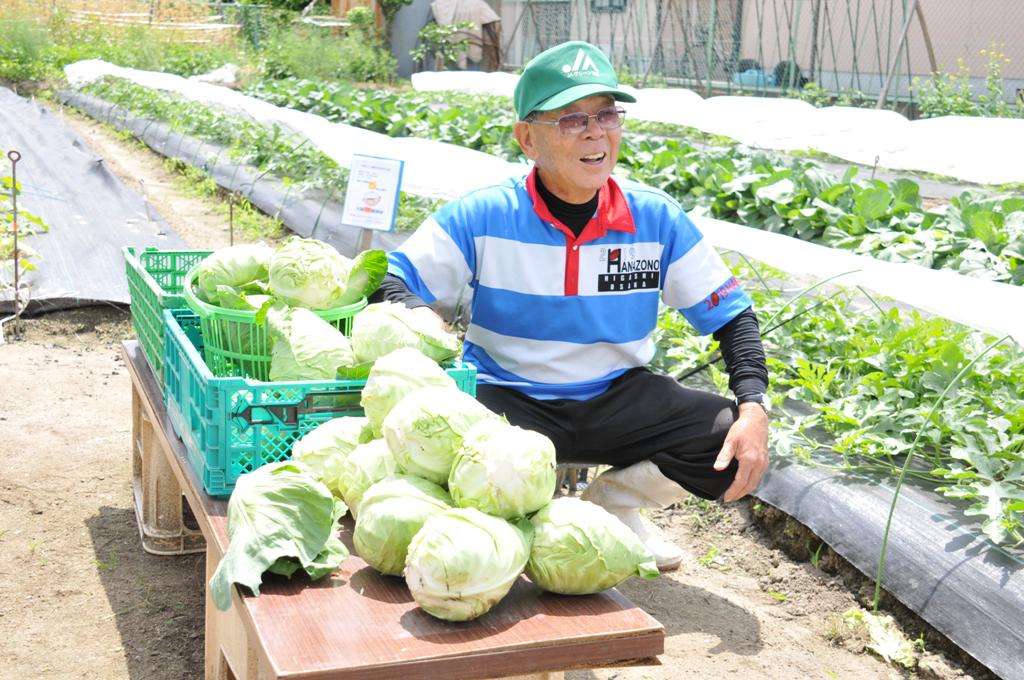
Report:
382,386,500,485
196,244,272,306
353,475,452,576
350,301,460,364
291,416,372,497
268,238,387,310
526,497,658,595
360,347,456,437
268,237,348,310
448,419,557,519
336,248,388,306
337,438,397,517
265,305,355,381
405,508,532,621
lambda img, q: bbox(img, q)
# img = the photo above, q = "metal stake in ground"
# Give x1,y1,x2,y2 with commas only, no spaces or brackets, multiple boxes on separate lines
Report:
8,149,22,340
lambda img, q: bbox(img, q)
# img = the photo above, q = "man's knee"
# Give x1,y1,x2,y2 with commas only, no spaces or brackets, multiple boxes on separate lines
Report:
710,401,738,438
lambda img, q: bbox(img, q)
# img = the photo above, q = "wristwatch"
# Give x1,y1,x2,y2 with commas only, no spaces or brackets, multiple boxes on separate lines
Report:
738,393,771,416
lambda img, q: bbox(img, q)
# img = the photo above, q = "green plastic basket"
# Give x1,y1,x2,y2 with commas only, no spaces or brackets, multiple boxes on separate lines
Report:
182,265,367,381
163,308,477,497
123,246,213,386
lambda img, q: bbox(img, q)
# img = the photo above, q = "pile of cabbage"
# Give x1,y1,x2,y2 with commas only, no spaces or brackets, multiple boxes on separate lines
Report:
192,238,461,380
194,237,383,313
285,346,659,621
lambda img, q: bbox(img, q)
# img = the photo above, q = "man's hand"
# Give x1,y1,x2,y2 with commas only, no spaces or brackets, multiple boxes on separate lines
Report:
409,305,447,331
714,402,769,502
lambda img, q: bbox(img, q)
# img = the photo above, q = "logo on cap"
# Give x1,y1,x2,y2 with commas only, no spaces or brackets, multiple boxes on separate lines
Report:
561,48,601,78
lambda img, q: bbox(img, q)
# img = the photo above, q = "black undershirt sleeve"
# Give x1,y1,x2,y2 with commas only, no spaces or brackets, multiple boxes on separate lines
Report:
712,307,769,400
368,274,427,309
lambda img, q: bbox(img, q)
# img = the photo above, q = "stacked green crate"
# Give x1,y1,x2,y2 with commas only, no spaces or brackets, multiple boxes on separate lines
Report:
163,309,477,497
123,247,212,386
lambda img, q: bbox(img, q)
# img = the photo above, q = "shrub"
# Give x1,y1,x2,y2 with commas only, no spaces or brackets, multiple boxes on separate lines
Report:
0,13,56,82
259,10,395,84
410,21,476,71
913,45,1024,119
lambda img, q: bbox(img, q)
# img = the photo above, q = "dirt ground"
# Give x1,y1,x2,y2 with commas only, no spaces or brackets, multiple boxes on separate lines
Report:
0,104,989,680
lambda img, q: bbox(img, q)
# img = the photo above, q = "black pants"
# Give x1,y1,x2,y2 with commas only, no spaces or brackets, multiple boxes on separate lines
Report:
476,368,738,500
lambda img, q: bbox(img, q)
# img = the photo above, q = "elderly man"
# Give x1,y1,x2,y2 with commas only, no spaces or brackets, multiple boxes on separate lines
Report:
371,40,769,571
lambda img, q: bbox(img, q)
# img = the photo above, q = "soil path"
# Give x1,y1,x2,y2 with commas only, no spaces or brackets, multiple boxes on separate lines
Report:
0,102,981,680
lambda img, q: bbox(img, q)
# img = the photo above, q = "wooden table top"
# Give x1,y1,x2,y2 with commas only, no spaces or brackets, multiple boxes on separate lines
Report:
123,340,664,680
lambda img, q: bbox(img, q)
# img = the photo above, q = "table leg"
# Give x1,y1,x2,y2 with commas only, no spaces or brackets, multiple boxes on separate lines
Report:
130,381,205,555
205,543,274,680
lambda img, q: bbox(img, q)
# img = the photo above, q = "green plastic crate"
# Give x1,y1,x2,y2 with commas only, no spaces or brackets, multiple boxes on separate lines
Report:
162,308,477,497
182,265,367,381
123,246,212,386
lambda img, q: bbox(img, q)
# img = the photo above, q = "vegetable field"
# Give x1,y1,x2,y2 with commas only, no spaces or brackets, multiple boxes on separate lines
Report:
2,4,1022,678
68,71,1023,551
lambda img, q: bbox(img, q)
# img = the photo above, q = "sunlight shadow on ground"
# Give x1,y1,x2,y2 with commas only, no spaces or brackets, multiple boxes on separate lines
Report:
85,505,205,680
616,575,763,656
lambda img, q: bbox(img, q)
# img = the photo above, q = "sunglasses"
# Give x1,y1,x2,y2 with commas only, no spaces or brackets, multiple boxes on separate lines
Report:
528,106,627,135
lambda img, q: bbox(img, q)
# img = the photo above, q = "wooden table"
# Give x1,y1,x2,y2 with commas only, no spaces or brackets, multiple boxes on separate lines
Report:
123,340,665,680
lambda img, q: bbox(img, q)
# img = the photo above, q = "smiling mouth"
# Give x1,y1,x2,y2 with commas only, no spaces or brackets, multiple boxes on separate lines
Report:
580,152,606,164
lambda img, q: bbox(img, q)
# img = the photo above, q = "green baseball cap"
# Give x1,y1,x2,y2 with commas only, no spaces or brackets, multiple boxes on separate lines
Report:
514,41,636,120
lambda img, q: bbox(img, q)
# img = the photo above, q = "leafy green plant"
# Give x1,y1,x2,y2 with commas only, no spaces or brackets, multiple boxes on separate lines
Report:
209,461,349,611
784,82,874,109
81,78,437,232
239,0,316,9
0,13,57,82
808,541,825,569
337,8,397,83
410,21,477,71
378,0,415,39
259,8,395,84
840,607,923,668
1,152,49,295
526,497,659,594
616,63,667,89
913,45,1024,119
697,544,722,568
786,81,833,108
0,6,238,85
834,87,872,108
244,77,1024,285
655,259,1024,547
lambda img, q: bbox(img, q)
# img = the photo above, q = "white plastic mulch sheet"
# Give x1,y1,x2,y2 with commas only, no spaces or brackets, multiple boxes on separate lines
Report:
411,71,1024,186
62,61,1023,341
64,60,527,201
696,215,1024,343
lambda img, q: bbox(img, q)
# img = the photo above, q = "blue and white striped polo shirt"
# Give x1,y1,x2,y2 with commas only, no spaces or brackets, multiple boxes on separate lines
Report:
387,169,752,400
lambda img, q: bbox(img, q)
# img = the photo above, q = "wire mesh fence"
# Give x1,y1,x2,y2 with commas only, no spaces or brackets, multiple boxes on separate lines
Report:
497,0,1024,112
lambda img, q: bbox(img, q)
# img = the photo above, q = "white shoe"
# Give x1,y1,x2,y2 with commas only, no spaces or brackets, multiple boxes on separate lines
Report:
581,460,688,571
608,508,684,571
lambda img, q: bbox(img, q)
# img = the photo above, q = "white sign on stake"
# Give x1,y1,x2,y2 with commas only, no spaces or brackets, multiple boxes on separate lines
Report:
341,154,404,233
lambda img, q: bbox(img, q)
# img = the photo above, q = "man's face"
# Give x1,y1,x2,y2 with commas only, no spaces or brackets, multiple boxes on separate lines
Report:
514,94,621,204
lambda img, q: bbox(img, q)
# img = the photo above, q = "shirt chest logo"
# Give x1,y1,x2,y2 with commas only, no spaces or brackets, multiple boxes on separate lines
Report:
597,246,660,292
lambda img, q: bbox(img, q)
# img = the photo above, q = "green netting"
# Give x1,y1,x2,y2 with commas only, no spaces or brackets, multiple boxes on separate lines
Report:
501,0,1023,110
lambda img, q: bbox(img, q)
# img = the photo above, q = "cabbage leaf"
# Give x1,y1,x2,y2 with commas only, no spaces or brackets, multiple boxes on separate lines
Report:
209,462,348,611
